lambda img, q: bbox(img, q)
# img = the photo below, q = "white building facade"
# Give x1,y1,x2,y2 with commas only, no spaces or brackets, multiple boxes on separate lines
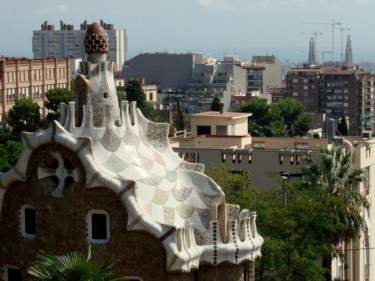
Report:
33,20,127,67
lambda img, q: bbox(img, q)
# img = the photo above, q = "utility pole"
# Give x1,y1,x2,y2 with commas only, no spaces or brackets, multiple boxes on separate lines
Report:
339,27,350,63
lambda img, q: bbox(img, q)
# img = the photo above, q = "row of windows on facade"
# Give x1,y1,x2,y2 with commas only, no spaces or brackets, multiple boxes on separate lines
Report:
1,205,138,281
19,206,110,243
289,79,351,87
291,91,351,98
5,68,67,83
1,84,67,103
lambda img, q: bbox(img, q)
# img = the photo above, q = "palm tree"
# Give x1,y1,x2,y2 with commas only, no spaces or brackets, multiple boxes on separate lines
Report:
300,145,369,281
28,246,124,281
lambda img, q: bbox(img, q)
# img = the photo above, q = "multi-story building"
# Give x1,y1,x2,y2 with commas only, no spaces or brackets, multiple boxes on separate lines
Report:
171,111,374,281
286,66,375,136
33,20,127,67
0,57,71,119
241,55,282,94
123,52,203,91
185,57,247,114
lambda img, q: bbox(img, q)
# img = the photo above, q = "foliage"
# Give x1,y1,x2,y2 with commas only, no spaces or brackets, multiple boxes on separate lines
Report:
206,146,368,281
125,79,146,109
237,97,312,137
171,99,184,131
251,187,328,281
205,163,255,207
273,98,312,136
117,91,126,104
7,98,41,138
337,116,349,136
45,88,75,121
0,140,23,172
210,96,222,111
28,246,124,281
299,145,368,244
125,79,162,122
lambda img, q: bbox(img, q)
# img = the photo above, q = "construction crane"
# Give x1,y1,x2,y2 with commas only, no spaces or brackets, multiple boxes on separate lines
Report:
339,27,350,63
301,32,323,57
304,21,341,61
320,50,331,64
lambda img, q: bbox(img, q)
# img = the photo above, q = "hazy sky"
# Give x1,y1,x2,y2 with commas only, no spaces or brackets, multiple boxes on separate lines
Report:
1,0,374,63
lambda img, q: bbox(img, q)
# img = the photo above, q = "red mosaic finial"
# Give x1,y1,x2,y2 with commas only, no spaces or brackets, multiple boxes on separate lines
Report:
84,22,109,54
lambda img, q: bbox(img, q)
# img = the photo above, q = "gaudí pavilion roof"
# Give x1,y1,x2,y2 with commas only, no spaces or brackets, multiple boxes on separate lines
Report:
0,22,263,272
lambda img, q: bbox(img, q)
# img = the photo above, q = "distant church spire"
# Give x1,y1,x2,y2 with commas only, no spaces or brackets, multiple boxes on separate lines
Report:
308,37,316,65
344,35,353,67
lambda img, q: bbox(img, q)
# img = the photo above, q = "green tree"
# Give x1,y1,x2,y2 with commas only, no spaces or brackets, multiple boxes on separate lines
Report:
205,163,254,207
237,97,286,137
117,91,126,104
237,97,312,137
299,145,369,281
251,187,327,281
28,246,124,281
210,96,221,111
337,116,349,136
0,140,23,172
171,99,184,131
7,98,41,138
45,88,75,121
206,164,326,280
125,79,146,109
273,98,312,137
125,79,163,122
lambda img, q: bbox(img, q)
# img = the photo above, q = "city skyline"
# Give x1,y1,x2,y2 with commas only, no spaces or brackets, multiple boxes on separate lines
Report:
1,0,374,63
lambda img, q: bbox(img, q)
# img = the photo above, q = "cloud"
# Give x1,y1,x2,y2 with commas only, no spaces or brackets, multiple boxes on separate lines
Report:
196,0,233,10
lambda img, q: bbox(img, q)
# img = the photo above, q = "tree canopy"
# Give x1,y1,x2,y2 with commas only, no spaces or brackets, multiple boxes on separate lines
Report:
0,140,23,172
337,116,349,136
45,88,75,121
206,146,369,280
237,97,312,137
7,98,41,138
125,79,163,122
210,96,222,112
125,79,146,109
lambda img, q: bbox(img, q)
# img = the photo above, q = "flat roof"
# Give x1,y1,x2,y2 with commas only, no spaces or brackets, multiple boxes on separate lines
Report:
191,111,252,119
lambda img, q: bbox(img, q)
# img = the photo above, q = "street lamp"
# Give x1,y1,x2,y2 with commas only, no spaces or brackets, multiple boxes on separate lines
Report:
279,171,304,206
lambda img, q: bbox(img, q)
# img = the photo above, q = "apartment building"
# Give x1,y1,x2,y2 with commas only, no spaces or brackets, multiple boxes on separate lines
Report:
286,66,375,136
123,52,203,91
0,57,71,119
185,57,247,114
171,111,374,281
241,55,282,94
33,20,127,67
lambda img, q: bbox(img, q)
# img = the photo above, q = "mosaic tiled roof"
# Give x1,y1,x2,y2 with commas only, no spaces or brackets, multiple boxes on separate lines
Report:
0,24,263,272
84,22,109,54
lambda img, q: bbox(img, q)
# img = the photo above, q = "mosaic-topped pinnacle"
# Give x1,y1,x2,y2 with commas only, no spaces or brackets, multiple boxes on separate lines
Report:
84,22,109,54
